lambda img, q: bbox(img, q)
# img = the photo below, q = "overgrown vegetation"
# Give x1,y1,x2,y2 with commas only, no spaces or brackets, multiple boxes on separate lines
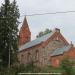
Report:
0,61,75,75
0,62,41,75
61,58,75,75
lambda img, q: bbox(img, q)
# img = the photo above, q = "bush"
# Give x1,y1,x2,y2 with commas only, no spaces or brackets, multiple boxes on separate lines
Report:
61,58,74,75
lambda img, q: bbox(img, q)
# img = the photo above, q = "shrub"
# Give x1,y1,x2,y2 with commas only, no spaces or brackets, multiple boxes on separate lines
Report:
61,58,73,75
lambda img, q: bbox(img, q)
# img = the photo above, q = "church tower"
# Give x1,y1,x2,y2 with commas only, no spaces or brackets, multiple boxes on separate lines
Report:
19,17,31,46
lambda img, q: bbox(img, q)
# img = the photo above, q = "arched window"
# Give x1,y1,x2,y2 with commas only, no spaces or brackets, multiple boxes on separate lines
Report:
21,54,24,64
35,50,39,62
27,52,31,63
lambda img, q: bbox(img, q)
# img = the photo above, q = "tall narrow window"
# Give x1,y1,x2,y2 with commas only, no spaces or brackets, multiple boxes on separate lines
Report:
27,52,31,63
21,54,24,64
35,50,39,62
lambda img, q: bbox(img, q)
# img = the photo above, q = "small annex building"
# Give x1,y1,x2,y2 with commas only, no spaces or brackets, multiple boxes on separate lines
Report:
17,17,75,67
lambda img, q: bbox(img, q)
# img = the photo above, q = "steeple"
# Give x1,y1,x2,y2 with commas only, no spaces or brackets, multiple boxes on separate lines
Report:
19,16,31,46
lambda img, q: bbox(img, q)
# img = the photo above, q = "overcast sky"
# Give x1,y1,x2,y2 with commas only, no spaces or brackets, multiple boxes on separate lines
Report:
0,0,75,45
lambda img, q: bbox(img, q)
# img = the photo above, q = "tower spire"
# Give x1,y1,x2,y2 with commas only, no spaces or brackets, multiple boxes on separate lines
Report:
19,16,31,46
23,16,29,27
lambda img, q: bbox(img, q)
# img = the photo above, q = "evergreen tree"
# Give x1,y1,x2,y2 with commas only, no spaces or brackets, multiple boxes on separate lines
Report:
0,0,20,67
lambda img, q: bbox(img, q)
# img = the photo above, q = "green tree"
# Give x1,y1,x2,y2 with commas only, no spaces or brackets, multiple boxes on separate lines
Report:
0,0,20,67
36,28,52,38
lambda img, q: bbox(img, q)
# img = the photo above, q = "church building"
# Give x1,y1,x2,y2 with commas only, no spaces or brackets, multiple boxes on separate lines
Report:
17,17,75,67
